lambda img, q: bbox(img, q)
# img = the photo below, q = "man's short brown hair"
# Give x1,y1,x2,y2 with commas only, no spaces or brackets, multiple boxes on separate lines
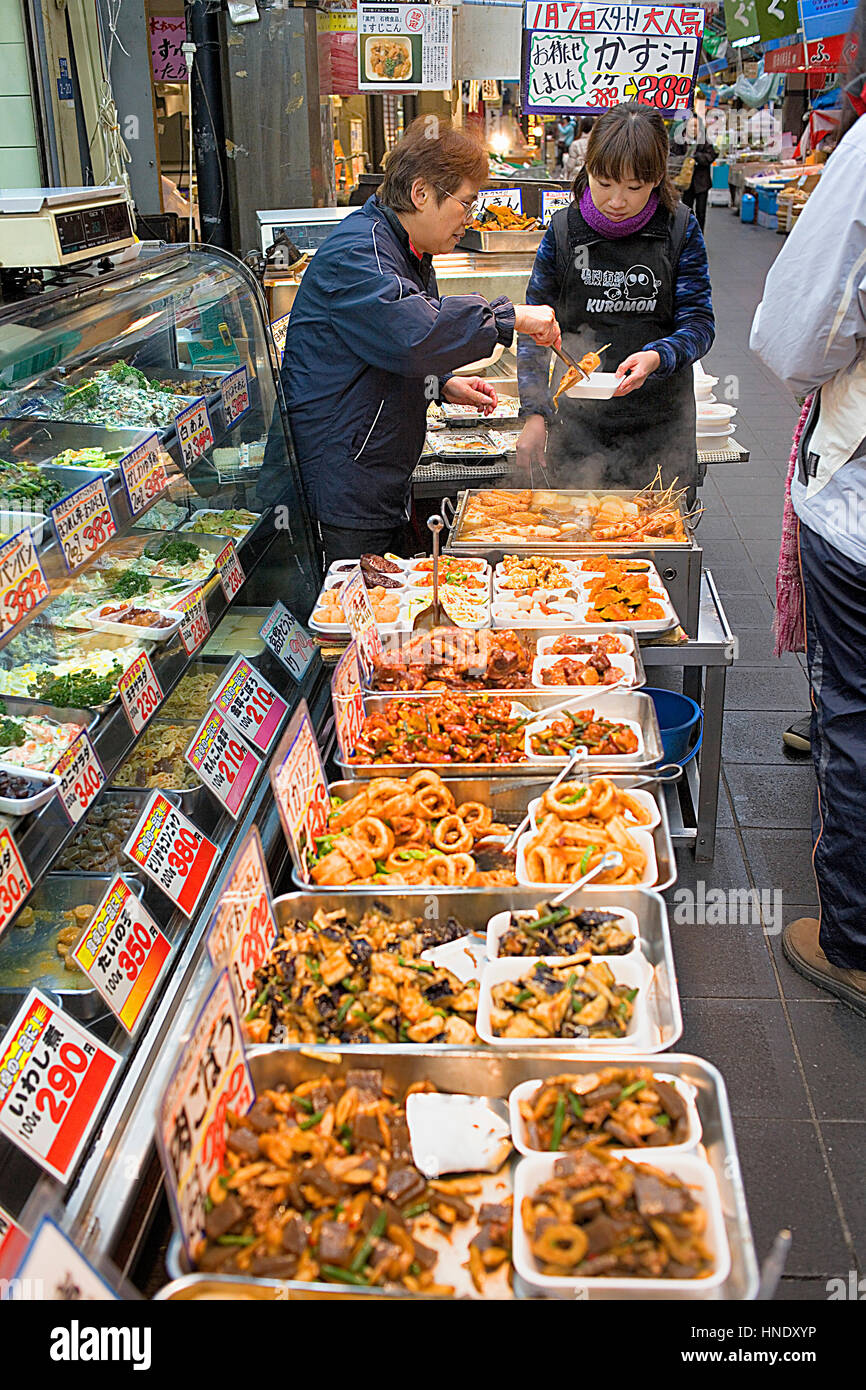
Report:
379,117,488,212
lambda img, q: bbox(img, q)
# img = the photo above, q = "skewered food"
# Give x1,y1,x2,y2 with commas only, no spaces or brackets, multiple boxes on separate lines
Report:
369,629,532,691
518,1070,690,1152
347,695,528,765
489,958,637,1039
522,1151,713,1279
497,904,634,957
553,350,606,407
244,908,479,1046
310,771,515,887
455,486,691,545
528,710,640,759
198,1070,491,1292
55,797,146,872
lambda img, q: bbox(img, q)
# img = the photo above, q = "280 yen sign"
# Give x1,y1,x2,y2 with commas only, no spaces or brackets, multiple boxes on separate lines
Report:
0,529,50,641
124,793,219,917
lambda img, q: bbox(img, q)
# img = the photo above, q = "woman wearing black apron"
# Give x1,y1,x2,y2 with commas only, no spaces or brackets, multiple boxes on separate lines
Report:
517,105,715,499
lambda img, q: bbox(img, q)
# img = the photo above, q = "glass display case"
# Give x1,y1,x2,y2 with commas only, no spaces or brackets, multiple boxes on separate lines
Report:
0,244,328,1254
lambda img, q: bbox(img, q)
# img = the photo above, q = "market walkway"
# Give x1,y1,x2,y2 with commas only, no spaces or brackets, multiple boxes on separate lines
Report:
670,206,864,1301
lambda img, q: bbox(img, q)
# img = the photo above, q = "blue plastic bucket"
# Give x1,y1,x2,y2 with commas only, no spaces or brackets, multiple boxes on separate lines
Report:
643,688,703,766
740,192,756,224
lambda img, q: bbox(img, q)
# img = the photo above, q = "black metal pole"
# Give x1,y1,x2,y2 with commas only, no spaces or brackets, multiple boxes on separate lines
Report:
185,0,233,250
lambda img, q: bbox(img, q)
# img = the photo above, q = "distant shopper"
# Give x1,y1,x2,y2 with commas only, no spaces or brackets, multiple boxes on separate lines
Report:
750,9,866,1015
562,118,594,179
670,118,717,231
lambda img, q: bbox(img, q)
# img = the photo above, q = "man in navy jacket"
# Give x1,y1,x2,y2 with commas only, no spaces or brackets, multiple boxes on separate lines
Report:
281,119,560,565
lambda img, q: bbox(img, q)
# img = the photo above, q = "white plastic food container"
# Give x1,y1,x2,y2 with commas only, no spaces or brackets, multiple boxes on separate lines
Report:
524,707,646,767
511,1150,731,1297
493,558,578,593
475,952,652,1049
535,630,636,659
0,762,60,816
531,650,638,689
84,603,183,643
507,1073,702,1157
696,402,738,426
492,594,581,628
526,785,661,832
515,826,659,890
563,371,620,401
485,902,641,960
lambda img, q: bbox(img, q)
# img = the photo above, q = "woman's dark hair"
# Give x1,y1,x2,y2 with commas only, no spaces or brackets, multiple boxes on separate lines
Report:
572,104,679,212
838,0,866,139
580,118,594,135
379,117,487,211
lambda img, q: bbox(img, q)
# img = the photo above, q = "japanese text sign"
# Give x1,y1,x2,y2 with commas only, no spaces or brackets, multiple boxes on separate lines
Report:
523,3,704,114
0,992,120,1182
0,827,31,938
6,1215,120,1299
206,828,278,1018
215,539,246,601
357,3,452,90
332,641,366,763
211,655,288,753
149,15,188,82
185,707,262,818
50,477,117,573
118,652,163,736
53,730,105,825
340,565,383,679
124,792,219,917
259,600,317,681
219,366,250,426
172,585,210,655
270,702,330,879
119,433,170,518
270,313,290,366
174,396,215,469
158,969,255,1260
72,878,171,1034
0,528,50,639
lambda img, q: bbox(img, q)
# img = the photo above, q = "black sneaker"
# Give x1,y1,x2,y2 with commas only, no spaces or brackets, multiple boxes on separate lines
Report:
782,716,811,753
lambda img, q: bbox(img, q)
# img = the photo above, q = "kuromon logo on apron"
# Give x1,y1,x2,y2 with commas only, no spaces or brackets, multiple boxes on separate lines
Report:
581,264,662,314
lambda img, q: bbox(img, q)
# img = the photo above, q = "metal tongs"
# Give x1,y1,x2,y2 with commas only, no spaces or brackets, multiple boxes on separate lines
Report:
553,344,589,382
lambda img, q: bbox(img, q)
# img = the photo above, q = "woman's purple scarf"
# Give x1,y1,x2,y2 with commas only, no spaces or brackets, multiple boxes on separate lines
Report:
579,185,659,237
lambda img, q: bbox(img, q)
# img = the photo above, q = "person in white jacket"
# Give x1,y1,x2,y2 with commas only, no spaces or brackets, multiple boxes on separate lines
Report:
750,24,866,1014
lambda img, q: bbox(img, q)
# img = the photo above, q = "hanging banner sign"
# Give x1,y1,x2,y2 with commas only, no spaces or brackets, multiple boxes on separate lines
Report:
804,30,850,65
118,651,163,736
50,477,117,573
340,565,383,679
523,3,704,113
53,730,106,825
149,15,188,82
211,656,288,753
799,0,857,41
185,707,262,818
71,878,171,1034
763,38,805,67
174,396,215,469
259,600,317,681
270,313,291,366
119,433,170,518
0,991,120,1182
215,539,246,601
0,827,31,939
219,366,251,426
755,0,799,42
724,0,760,45
270,702,330,880
124,792,219,917
0,529,50,640
332,641,366,763
158,969,255,1261
206,828,278,1019
357,3,453,91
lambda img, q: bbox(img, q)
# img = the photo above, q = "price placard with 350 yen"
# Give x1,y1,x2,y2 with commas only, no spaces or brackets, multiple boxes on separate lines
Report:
117,652,163,736
124,792,219,917
52,730,105,825
0,529,50,641
0,826,32,937
72,877,171,1034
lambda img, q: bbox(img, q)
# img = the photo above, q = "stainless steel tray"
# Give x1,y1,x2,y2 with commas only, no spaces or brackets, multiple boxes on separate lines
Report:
163,1048,757,1300
0,697,100,737
337,690,664,778
446,488,697,555
109,719,209,819
458,228,543,252
362,625,646,696
51,788,181,877
292,775,675,893
0,872,146,1023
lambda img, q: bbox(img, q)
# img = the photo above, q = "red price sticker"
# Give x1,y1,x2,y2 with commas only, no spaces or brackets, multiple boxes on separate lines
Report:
0,990,120,1182
124,792,219,917
332,642,366,762
52,730,106,825
119,432,170,517
172,585,210,655
269,702,330,881
220,366,250,426
158,969,255,1261
50,477,117,573
0,827,32,937
0,1203,27,1274
175,396,215,470
215,540,245,601
72,877,171,1034
206,828,277,1017
117,652,164,735
340,565,383,678
185,707,262,818
211,656,288,753
0,529,50,640
259,600,316,681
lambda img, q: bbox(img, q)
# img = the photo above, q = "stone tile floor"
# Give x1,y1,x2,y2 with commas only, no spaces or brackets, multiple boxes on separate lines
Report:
659,207,864,1300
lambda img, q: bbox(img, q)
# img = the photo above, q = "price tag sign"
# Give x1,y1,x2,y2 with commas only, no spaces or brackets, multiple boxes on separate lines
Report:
542,189,573,224
172,585,210,655
119,432,170,517
72,878,171,1034
220,365,250,426
0,528,50,641
52,730,106,825
158,969,255,1261
259,600,317,681
211,655,288,753
0,990,120,1182
332,641,366,763
117,652,164,736
185,708,262,818
215,539,246,601
6,1215,119,1299
477,186,523,213
50,477,117,573
175,396,215,469
0,827,32,939
206,827,277,1018
270,702,330,880
340,565,382,679
124,792,219,917
270,312,290,365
